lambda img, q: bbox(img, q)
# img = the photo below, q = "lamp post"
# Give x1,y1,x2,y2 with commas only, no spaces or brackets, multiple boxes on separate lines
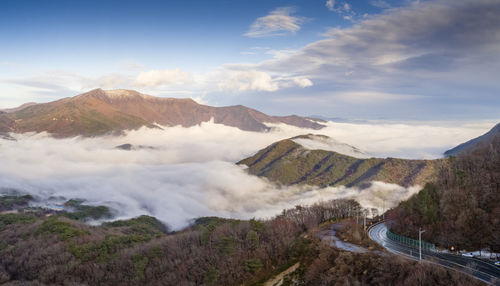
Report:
419,228,426,261
382,199,385,221
363,209,367,230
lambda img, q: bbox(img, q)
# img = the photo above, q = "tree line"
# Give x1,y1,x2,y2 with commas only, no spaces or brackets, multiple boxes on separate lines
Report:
389,136,500,252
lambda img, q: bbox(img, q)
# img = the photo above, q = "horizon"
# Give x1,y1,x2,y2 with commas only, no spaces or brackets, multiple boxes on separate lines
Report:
3,87,500,125
1,0,500,121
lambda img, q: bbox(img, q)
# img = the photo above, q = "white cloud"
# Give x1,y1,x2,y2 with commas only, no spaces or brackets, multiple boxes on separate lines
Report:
216,69,312,92
218,70,279,92
292,135,369,158
292,77,313,88
326,0,336,11
370,0,392,9
253,0,500,115
311,120,496,159
336,91,419,103
266,49,299,60
90,73,130,89
0,120,495,229
2,0,500,120
118,59,144,71
244,7,304,38
326,0,355,20
134,68,193,87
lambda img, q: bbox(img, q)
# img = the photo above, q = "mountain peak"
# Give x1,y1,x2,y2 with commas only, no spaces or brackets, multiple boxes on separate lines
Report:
238,135,440,187
1,89,325,137
291,134,369,159
77,89,199,104
76,88,151,101
102,89,149,99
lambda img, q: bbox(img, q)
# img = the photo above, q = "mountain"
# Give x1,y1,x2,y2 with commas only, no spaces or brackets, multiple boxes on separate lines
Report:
1,102,37,113
238,134,442,187
389,133,500,252
0,112,14,133
291,134,369,159
0,89,325,137
444,122,500,156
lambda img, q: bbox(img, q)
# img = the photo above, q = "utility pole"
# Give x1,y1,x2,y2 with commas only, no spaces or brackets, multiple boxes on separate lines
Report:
419,228,426,261
382,199,385,221
363,212,366,230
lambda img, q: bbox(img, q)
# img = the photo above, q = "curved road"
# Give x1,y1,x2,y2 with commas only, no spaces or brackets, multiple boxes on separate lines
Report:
369,222,500,285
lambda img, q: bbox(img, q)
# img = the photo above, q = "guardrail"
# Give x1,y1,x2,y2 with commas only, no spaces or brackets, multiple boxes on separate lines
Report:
386,228,435,251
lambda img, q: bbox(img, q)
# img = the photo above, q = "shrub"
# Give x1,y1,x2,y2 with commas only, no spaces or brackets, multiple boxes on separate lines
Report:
244,259,263,273
0,213,36,227
104,215,169,235
35,218,87,241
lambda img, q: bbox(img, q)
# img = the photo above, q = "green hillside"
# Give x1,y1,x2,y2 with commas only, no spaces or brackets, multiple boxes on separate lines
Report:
238,137,442,187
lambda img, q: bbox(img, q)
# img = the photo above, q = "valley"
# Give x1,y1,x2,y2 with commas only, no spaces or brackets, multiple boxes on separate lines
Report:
1,0,499,283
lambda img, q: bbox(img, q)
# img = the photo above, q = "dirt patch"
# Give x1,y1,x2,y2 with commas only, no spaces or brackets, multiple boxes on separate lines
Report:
263,262,300,286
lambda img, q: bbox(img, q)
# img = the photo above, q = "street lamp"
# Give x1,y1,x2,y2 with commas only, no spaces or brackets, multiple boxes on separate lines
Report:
419,228,426,261
382,198,385,221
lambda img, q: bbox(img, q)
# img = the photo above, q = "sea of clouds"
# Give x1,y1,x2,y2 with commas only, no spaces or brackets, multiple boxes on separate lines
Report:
0,120,495,229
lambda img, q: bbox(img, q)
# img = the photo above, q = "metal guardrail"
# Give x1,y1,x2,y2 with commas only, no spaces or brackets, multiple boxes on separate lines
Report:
386,229,435,251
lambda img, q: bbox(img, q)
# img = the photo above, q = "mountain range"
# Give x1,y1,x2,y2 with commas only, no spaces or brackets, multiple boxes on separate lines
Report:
238,122,500,188
0,89,325,137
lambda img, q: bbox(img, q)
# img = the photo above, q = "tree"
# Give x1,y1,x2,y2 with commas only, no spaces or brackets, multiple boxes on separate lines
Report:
246,230,259,250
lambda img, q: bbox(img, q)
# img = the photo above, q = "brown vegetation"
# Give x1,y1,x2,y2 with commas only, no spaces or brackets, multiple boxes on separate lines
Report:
0,198,483,285
296,243,482,286
389,136,500,252
0,200,357,285
0,89,324,137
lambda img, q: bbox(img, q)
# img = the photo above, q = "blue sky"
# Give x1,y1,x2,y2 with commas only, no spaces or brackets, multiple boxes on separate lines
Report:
1,0,499,120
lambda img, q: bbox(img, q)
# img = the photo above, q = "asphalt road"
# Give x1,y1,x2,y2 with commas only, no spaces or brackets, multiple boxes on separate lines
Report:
318,223,368,253
368,222,500,285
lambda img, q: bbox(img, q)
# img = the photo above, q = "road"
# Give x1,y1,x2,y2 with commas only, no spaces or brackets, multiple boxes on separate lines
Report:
368,222,500,285
318,223,368,253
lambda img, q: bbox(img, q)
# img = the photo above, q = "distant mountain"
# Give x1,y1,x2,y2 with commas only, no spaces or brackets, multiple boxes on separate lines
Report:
0,112,14,133
1,102,37,113
0,89,325,137
291,134,369,159
238,134,442,187
444,122,500,156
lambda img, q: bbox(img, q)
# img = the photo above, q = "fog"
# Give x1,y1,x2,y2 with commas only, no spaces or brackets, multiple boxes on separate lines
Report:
0,120,494,229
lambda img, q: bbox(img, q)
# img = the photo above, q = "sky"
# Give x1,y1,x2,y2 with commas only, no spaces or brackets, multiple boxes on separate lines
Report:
1,0,499,120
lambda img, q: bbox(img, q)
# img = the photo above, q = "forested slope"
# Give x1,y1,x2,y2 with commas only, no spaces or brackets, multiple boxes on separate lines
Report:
238,136,442,187
0,199,481,285
389,135,500,252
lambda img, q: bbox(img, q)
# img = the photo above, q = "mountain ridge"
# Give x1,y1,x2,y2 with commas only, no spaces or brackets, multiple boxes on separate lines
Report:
444,122,500,156
0,88,325,137
238,135,443,188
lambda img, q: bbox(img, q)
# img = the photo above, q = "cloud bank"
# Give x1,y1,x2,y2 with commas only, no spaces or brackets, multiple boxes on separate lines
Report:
0,120,495,229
